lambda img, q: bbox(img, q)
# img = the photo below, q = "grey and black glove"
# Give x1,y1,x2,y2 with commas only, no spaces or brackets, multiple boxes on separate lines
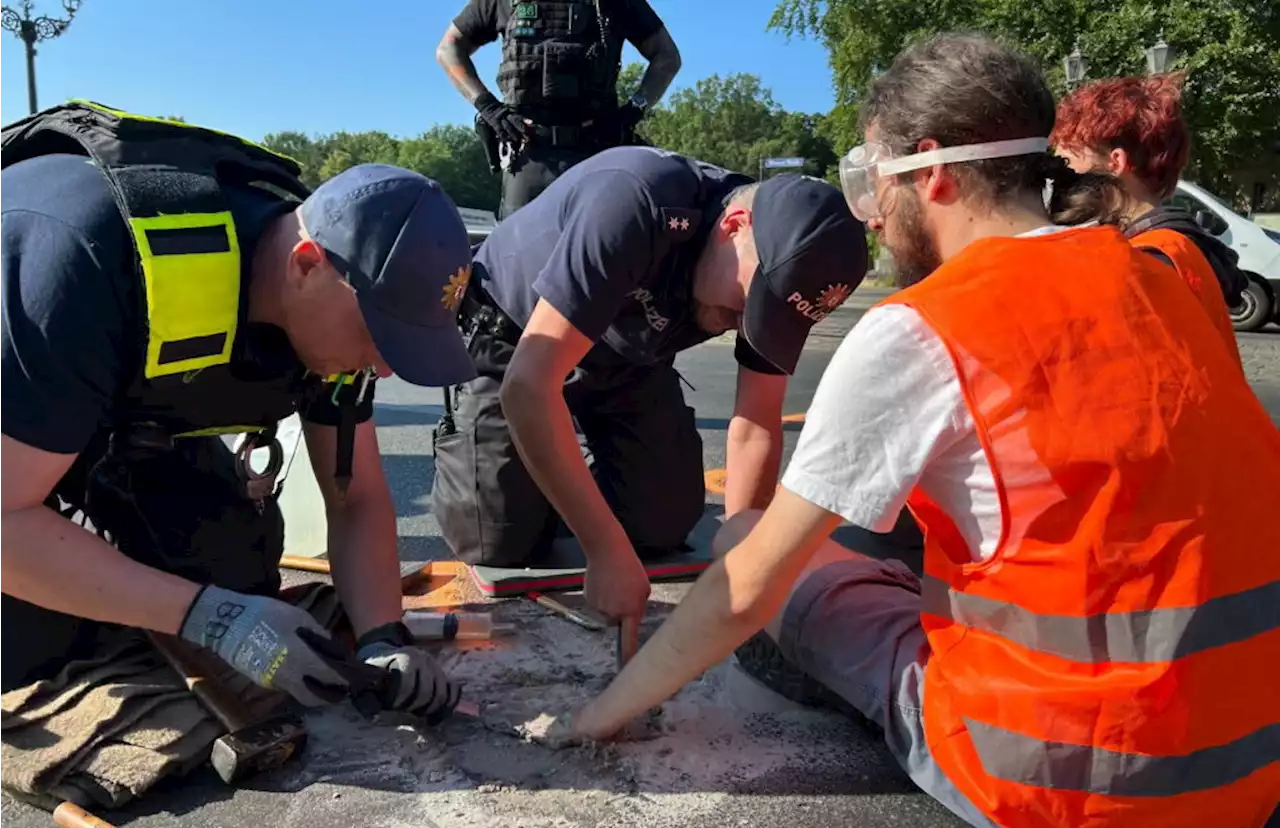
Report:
355,622,462,723
179,585,351,707
474,91,529,146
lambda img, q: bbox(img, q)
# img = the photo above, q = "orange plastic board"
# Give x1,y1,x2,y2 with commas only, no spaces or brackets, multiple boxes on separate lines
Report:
401,561,481,609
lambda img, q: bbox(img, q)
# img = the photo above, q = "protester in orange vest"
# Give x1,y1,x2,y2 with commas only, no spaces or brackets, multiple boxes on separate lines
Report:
560,32,1280,828
1052,73,1245,361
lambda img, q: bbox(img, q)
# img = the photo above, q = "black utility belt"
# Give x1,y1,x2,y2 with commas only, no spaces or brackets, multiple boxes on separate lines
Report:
524,120,612,149
460,288,524,348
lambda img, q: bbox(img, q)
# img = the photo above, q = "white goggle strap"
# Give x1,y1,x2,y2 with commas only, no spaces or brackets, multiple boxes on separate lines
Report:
875,137,1050,176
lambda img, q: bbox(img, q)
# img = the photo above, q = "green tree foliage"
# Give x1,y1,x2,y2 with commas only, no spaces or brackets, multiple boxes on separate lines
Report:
262,125,501,211
770,0,1280,207
630,68,838,181
260,66,839,213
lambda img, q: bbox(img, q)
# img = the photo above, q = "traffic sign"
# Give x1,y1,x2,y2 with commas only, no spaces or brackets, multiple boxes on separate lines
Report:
763,157,806,169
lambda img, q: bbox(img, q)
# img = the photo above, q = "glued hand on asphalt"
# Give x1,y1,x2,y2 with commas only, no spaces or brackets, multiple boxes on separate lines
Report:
178,585,351,707
520,706,665,750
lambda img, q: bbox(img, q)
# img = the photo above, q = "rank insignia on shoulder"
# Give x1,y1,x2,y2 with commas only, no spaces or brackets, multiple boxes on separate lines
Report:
660,207,700,241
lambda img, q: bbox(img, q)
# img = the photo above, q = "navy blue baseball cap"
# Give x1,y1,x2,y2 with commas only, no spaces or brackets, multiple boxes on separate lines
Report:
300,163,476,387
741,174,868,374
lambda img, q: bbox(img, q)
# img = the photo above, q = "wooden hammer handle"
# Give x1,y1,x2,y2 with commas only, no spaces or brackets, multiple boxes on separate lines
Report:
278,555,331,574
145,631,253,733
52,802,116,828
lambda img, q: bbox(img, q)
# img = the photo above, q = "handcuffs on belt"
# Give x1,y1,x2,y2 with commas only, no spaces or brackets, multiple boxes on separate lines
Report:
234,430,284,512
234,367,375,512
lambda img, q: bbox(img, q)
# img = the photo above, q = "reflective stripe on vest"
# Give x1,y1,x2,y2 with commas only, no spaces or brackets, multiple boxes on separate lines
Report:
923,575,1280,664
885,225,1280,827
966,717,1280,798
129,211,241,379
2,100,314,441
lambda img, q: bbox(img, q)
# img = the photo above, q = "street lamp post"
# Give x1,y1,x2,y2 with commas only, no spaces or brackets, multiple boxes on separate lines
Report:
1146,30,1172,75
1,0,82,115
1064,38,1087,89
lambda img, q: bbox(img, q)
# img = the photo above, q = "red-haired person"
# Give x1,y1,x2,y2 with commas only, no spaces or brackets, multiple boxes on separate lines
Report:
1054,73,1244,363
1053,73,1245,361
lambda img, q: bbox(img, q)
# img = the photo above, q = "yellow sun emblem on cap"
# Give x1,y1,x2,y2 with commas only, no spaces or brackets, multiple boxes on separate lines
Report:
441,265,472,311
819,283,852,311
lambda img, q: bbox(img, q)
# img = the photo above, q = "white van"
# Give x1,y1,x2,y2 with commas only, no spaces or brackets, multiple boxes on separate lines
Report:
458,206,498,246
1166,180,1280,332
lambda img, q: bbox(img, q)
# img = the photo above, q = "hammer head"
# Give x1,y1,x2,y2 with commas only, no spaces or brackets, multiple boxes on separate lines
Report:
209,712,308,785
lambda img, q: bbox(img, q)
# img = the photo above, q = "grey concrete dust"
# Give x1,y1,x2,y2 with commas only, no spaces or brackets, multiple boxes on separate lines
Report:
3,587,965,827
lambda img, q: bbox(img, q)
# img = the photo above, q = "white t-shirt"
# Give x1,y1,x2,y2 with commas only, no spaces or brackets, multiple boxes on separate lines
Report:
782,227,1066,563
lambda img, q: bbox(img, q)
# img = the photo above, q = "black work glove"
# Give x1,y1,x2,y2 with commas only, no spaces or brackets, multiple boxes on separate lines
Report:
354,622,463,723
615,101,646,133
474,91,529,146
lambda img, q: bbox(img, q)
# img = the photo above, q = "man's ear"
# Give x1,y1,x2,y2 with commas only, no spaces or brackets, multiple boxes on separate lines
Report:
913,138,955,204
287,239,329,287
719,203,753,239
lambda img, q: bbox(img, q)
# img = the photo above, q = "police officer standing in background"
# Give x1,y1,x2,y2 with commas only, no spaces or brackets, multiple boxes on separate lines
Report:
435,0,683,218
430,145,868,630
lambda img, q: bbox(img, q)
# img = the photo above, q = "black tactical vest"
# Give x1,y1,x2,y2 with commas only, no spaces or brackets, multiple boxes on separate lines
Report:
497,0,626,123
1,101,316,443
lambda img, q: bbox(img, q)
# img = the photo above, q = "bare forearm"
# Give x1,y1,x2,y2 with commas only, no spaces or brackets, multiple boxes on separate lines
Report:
724,419,783,515
578,491,841,736
1,506,201,633
504,382,629,558
436,37,491,105
325,501,402,637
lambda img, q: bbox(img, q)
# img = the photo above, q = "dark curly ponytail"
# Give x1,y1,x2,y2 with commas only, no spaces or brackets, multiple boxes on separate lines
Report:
1038,153,1132,227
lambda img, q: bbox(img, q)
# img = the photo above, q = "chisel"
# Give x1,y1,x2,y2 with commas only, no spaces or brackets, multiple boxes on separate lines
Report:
526,591,608,631
616,615,640,672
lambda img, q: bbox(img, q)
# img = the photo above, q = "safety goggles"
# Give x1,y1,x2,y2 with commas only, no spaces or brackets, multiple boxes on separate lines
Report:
838,137,1050,222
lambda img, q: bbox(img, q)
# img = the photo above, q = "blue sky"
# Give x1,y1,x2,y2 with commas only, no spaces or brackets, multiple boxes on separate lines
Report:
1,0,835,141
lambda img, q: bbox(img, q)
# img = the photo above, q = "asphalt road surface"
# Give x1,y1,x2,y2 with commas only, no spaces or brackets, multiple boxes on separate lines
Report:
4,286,1278,828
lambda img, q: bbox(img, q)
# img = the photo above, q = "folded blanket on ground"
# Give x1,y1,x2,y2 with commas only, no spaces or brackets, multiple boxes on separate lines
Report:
1,581,345,812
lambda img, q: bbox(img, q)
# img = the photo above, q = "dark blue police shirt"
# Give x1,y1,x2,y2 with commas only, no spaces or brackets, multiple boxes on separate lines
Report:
472,146,783,373
0,153,371,457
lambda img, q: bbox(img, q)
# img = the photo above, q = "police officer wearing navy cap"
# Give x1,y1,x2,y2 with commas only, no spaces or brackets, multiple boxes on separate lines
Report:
431,145,868,625
0,103,474,721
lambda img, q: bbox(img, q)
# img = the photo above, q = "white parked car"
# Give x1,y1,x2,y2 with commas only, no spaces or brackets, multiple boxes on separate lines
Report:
458,206,498,246
1167,180,1280,332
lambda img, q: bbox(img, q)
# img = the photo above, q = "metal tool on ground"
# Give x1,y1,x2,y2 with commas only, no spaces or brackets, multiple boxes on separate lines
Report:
144,632,308,785
403,611,517,641
616,615,640,673
52,802,116,828
526,592,608,631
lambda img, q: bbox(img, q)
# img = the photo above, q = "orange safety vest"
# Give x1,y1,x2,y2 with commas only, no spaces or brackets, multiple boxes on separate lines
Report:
1131,227,1243,366
881,225,1280,828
